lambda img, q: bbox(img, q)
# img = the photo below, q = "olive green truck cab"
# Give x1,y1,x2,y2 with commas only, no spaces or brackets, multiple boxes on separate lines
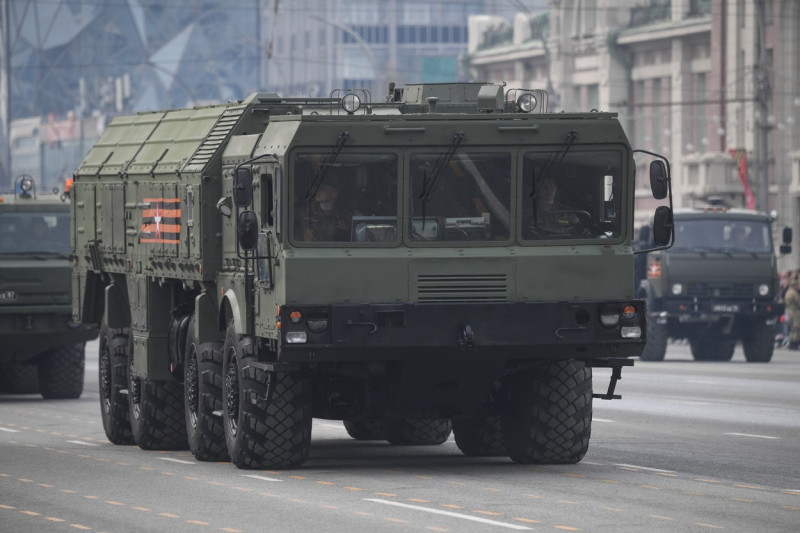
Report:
638,207,791,362
1,176,98,398
72,83,671,468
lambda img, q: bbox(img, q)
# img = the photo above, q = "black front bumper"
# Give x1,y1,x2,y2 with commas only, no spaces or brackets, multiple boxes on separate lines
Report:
277,300,646,362
663,298,783,318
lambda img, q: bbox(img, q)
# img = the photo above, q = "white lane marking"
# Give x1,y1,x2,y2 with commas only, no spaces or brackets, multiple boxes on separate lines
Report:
365,499,532,530
0,427,21,433
725,432,780,440
67,440,99,446
159,457,196,465
320,423,345,430
616,464,676,474
593,418,614,423
243,474,283,482
785,489,800,495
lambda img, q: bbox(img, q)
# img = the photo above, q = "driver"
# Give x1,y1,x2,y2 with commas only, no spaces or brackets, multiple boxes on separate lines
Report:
533,178,580,231
297,182,351,241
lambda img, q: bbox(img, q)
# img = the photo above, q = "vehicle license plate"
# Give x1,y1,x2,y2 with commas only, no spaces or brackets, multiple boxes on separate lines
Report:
712,304,739,313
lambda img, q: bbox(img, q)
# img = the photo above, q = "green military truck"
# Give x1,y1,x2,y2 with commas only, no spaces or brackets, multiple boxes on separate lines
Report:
71,83,672,468
1,175,98,398
638,206,791,362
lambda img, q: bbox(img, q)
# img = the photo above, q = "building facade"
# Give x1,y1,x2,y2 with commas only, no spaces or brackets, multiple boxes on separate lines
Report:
467,0,800,270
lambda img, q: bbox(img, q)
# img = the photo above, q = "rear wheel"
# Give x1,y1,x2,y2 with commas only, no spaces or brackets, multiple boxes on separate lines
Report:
223,320,312,469
742,320,775,363
184,317,227,461
383,419,452,445
128,341,188,450
453,416,506,456
39,343,85,399
343,419,384,440
98,326,133,444
502,360,592,464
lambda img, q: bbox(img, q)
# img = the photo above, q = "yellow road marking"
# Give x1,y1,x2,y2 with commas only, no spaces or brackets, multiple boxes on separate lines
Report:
231,487,252,492
21,510,41,516
354,511,373,517
734,484,763,490
159,512,180,518
69,524,91,530
59,489,76,494
83,495,98,500
39,483,54,488
474,510,501,516
697,523,724,529
160,472,175,476
416,475,432,480
555,527,580,531
426,527,448,532
321,505,339,510
650,515,674,520
696,478,721,484
46,517,66,522
385,517,407,523
220,528,243,533
442,504,464,509
563,473,585,478
132,507,151,511
484,487,502,492
600,479,621,484
781,505,800,510
186,520,208,525
289,475,306,480
259,492,279,498
208,481,224,486
19,478,32,482
375,492,396,497
729,497,752,503
0,504,16,510
316,481,335,486
104,501,124,506
514,517,540,523
346,486,367,491
558,500,579,505
409,498,429,503
601,507,624,512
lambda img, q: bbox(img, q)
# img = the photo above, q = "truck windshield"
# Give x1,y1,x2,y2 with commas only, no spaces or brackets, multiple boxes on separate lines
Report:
0,211,71,256
409,152,511,242
521,149,623,240
292,153,398,242
672,218,772,254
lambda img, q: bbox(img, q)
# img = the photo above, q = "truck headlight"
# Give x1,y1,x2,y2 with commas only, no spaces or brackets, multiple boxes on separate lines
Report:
671,283,683,295
286,331,308,344
758,284,769,296
620,326,642,339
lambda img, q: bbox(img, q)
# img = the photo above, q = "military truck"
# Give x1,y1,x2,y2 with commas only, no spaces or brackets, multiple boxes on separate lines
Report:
71,83,672,468
638,205,791,362
0,175,98,398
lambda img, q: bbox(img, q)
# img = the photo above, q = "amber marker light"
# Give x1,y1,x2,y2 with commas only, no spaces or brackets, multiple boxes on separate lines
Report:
622,304,637,319
289,310,303,324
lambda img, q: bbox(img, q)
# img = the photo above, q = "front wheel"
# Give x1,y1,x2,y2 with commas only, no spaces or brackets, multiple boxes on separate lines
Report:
383,419,452,445
742,320,775,363
640,316,668,361
501,359,592,464
453,417,506,456
343,419,384,440
39,343,85,399
690,337,736,361
223,320,311,469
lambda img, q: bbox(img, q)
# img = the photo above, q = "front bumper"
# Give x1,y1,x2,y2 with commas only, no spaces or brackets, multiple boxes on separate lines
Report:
662,298,783,319
277,300,646,362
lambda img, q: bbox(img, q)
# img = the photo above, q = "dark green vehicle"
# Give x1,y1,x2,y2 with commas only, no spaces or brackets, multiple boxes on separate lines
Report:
0,176,98,398
71,83,671,468
638,206,791,362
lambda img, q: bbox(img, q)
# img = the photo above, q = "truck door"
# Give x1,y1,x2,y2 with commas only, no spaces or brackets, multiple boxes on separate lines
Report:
253,164,279,339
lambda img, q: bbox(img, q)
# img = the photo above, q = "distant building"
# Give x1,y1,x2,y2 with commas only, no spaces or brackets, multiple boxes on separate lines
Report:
467,0,800,270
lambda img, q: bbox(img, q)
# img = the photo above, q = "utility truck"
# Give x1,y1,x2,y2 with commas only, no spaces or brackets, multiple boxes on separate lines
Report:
71,83,672,468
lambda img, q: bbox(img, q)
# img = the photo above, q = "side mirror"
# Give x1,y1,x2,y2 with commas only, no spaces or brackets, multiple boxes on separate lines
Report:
234,167,253,207
652,206,673,246
237,210,259,251
783,226,792,244
649,160,669,200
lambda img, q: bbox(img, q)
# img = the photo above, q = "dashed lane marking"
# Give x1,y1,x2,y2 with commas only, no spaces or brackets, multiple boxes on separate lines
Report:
725,432,779,440
0,427,21,433
365,499,532,530
593,418,614,423
67,440,99,447
159,457,195,465
615,464,676,474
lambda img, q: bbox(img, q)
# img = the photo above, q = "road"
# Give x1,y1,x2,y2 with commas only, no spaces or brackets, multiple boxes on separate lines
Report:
2,341,799,533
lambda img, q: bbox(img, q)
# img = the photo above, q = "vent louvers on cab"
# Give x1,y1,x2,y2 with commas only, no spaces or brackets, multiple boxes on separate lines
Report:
416,273,508,303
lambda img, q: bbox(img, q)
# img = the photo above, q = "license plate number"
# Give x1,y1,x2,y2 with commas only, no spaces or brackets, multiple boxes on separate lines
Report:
712,304,739,313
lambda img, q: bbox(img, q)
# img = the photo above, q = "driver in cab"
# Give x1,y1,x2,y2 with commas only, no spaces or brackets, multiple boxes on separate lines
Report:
297,182,351,242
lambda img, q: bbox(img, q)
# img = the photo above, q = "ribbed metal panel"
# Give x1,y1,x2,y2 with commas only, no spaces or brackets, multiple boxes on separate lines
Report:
416,273,508,303
185,108,245,168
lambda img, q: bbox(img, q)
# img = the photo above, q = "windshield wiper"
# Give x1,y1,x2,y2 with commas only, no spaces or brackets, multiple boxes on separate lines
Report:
528,129,578,229
306,131,350,200
418,131,464,226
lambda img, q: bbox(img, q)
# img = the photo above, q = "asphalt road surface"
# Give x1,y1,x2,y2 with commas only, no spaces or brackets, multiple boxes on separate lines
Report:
2,340,799,533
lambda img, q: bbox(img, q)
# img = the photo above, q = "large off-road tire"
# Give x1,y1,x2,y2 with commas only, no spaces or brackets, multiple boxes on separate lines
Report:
184,317,227,461
453,416,506,457
690,337,736,361
502,359,592,464
128,343,188,450
98,326,134,444
343,419,384,440
223,320,311,469
383,418,452,445
1,364,40,394
640,315,668,361
39,343,85,399
742,320,775,363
